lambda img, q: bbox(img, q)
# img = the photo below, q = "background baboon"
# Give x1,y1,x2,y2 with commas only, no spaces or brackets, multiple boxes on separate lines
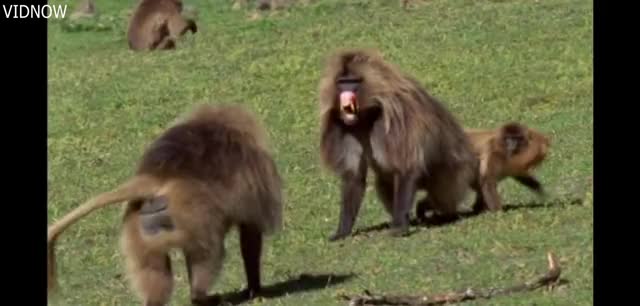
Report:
232,0,273,10
318,48,479,240
127,0,198,51
233,0,313,11
70,0,97,20
48,105,283,305
257,0,272,10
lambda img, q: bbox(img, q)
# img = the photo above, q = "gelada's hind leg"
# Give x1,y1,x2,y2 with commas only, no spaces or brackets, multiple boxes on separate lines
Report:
239,224,263,299
183,239,225,306
156,37,176,50
426,186,466,224
121,218,174,306
422,170,473,224
415,196,433,223
374,172,394,216
150,20,175,50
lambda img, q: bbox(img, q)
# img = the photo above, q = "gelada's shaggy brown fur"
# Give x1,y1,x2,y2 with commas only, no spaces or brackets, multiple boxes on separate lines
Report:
127,0,197,51
318,48,478,240
465,122,551,212
48,104,283,305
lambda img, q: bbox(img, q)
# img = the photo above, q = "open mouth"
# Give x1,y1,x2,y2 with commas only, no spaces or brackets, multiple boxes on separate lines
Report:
339,91,358,125
339,90,358,121
341,102,356,115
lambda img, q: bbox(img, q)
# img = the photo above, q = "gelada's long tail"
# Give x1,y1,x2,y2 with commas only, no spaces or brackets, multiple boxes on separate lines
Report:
47,175,160,294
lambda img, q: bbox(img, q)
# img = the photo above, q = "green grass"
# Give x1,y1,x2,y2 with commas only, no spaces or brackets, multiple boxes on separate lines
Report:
47,0,593,305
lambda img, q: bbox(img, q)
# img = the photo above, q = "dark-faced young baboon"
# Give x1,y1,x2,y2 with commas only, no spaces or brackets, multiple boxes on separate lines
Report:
318,48,479,240
48,105,283,305
416,122,551,219
467,122,550,212
127,0,198,51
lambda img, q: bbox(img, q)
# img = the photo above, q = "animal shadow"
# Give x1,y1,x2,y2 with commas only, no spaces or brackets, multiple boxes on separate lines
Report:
352,197,585,238
216,273,356,305
351,213,471,238
502,197,583,212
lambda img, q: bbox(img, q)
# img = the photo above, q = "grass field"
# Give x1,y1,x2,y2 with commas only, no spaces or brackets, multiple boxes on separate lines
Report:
47,0,593,305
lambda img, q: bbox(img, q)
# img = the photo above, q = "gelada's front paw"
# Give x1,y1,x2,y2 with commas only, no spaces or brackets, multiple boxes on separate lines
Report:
328,231,350,242
388,226,409,237
415,212,429,224
191,294,221,306
240,286,262,300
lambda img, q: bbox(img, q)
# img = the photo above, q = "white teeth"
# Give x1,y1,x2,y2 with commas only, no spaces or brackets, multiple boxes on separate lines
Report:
340,91,356,109
342,113,357,125
343,103,355,114
339,91,357,125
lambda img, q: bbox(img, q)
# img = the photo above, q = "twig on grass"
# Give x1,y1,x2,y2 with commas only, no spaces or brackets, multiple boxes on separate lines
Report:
339,252,562,306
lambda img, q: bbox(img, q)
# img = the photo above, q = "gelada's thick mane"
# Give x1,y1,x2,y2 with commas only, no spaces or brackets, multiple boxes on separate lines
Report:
318,48,440,172
178,104,271,152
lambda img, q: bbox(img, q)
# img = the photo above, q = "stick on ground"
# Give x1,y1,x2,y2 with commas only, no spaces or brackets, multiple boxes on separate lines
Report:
339,252,562,306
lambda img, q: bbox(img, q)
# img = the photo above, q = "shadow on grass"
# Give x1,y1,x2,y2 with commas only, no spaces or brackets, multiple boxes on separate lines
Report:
502,197,583,212
351,197,585,239
217,273,356,305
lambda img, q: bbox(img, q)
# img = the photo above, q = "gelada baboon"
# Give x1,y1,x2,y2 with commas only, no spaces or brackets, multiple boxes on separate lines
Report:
48,104,283,305
416,122,551,219
127,0,198,51
318,48,479,240
467,122,550,211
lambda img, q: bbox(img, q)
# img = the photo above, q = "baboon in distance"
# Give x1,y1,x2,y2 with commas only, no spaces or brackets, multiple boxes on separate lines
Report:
127,0,197,51
417,122,551,219
318,48,479,240
233,0,312,11
70,0,96,20
48,104,283,305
